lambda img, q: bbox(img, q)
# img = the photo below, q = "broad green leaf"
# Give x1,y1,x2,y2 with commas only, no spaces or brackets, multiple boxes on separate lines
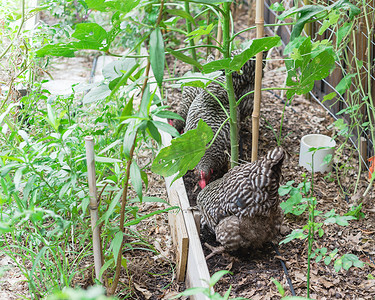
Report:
83,83,111,104
270,2,285,12
167,48,203,71
150,28,165,86
99,190,122,225
130,161,143,201
99,258,114,279
151,119,213,183
139,84,151,118
72,23,107,48
123,120,138,159
111,231,124,263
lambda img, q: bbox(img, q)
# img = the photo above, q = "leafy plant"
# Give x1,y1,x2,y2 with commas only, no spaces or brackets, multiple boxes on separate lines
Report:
173,270,246,300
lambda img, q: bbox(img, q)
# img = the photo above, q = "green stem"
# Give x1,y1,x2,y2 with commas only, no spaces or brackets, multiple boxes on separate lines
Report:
222,3,238,166
184,1,198,72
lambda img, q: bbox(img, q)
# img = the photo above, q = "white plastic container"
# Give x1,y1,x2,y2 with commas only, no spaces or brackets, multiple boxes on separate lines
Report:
299,134,336,173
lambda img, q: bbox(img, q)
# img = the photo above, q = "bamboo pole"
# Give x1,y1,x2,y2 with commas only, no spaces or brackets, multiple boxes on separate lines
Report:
251,0,264,162
85,136,103,283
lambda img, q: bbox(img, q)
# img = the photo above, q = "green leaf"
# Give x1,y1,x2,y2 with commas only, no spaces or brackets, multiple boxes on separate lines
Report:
124,206,178,226
150,28,165,86
335,73,356,95
209,270,231,287
271,277,285,297
153,109,184,121
165,9,196,26
203,36,281,73
167,48,202,71
130,161,143,201
151,119,213,183
0,222,11,233
146,121,161,145
279,5,325,41
36,44,76,57
337,22,353,46
86,0,140,13
95,156,123,163
47,104,59,131
72,23,108,48
280,229,307,244
171,287,208,298
270,2,285,12
152,120,180,137
111,231,124,263
334,257,343,272
324,256,332,265
83,83,111,104
323,92,336,102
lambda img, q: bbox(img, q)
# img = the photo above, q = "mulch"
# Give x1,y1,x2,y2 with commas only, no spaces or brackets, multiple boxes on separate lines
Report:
165,6,375,300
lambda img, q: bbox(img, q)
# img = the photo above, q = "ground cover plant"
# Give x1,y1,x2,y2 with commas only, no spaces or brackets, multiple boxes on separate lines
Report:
0,0,374,299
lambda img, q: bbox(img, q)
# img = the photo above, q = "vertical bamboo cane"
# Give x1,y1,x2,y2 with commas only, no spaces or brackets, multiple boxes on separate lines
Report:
85,136,103,283
251,0,264,162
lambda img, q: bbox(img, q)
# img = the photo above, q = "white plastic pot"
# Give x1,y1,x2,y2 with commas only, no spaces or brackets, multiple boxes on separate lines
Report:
299,134,336,173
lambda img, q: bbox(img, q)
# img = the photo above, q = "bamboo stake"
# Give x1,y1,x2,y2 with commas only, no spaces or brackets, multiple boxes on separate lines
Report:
251,0,264,162
85,136,103,283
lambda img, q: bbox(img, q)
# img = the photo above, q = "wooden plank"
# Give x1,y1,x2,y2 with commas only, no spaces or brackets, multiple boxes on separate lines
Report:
158,119,211,300
168,190,189,282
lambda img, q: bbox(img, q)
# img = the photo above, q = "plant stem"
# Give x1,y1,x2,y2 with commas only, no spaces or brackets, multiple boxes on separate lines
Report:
108,0,164,294
184,1,198,71
222,3,239,166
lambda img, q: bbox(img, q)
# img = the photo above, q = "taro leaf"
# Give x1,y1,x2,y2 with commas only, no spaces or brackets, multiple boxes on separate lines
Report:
167,48,202,71
203,36,281,73
151,119,213,183
150,28,165,87
72,23,108,48
130,161,143,201
83,83,111,104
335,73,356,95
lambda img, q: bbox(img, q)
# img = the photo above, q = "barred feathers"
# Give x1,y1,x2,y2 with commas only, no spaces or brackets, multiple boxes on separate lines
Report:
197,147,285,251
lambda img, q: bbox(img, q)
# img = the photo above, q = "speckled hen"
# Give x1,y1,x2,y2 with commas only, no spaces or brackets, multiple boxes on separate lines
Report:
184,50,263,188
197,147,285,254
173,55,214,133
